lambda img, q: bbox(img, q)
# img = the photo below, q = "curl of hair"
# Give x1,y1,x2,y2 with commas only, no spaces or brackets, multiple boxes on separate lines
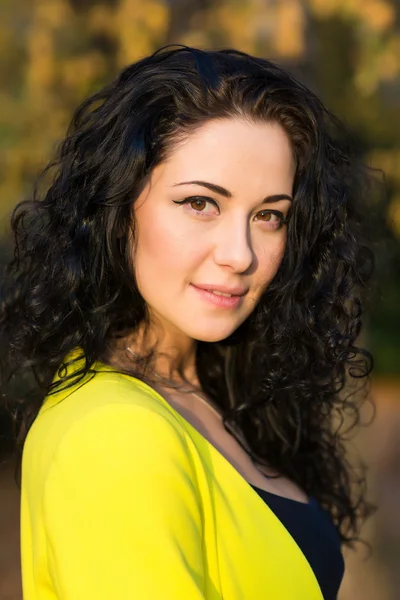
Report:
1,45,376,547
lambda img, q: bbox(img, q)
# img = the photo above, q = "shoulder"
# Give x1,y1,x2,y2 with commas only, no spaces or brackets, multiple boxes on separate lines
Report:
37,377,204,549
51,398,193,475
24,371,192,483
41,369,180,428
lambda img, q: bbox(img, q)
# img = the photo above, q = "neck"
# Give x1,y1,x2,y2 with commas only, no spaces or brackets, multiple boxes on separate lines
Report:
124,320,199,387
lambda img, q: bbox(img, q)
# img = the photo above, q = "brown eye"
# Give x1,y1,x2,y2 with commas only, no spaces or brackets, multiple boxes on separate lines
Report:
172,196,220,216
257,211,274,221
190,198,207,211
254,210,285,229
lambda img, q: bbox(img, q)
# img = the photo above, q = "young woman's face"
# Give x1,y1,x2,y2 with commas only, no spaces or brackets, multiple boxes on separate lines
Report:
132,118,295,344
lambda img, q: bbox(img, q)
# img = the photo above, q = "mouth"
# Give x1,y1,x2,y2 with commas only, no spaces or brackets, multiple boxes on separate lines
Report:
191,283,248,297
208,290,235,298
190,284,247,309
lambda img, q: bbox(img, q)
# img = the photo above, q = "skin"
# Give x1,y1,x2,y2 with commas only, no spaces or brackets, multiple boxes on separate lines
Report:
121,117,309,501
128,117,296,382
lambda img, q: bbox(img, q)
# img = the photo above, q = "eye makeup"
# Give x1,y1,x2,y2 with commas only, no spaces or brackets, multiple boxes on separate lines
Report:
172,196,288,229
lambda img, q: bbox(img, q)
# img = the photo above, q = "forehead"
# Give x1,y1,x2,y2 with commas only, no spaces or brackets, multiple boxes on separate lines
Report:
159,118,296,191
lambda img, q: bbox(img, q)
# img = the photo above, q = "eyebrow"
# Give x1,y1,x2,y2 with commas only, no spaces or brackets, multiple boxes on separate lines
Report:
172,180,292,203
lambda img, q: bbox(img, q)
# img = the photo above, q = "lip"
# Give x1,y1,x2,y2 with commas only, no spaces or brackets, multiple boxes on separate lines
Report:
191,283,248,296
190,283,247,309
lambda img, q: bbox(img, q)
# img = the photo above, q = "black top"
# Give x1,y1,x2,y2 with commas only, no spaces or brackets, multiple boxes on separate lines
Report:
250,485,345,600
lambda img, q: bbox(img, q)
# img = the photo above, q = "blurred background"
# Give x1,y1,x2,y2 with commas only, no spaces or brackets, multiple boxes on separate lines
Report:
0,0,399,598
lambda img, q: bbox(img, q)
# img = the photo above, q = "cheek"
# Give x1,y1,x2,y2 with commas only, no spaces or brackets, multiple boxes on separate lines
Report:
256,236,287,287
133,212,197,284
273,237,287,267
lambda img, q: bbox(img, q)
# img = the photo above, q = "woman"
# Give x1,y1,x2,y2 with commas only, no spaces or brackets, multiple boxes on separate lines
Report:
1,45,375,599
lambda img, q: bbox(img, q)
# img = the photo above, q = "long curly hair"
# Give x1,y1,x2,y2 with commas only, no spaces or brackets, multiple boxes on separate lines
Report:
1,45,376,546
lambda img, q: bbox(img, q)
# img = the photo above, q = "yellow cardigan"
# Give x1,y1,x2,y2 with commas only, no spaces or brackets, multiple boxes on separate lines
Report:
21,354,324,599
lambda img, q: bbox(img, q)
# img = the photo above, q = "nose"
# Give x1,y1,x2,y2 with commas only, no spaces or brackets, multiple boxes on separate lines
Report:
213,216,254,273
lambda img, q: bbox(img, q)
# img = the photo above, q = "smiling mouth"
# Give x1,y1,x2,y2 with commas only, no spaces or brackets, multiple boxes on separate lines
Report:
190,284,246,309
192,283,248,297
207,290,235,297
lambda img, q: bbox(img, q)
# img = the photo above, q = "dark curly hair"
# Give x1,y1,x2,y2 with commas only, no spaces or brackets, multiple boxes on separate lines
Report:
1,45,376,547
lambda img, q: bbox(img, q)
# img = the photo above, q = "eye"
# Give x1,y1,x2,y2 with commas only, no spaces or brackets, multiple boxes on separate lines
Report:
172,196,219,216
254,209,286,229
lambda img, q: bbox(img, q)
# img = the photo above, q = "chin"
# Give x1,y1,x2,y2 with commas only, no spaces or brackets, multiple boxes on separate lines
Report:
185,322,244,344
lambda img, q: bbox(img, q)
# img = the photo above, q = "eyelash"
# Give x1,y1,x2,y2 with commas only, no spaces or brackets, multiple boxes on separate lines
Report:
172,196,287,229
